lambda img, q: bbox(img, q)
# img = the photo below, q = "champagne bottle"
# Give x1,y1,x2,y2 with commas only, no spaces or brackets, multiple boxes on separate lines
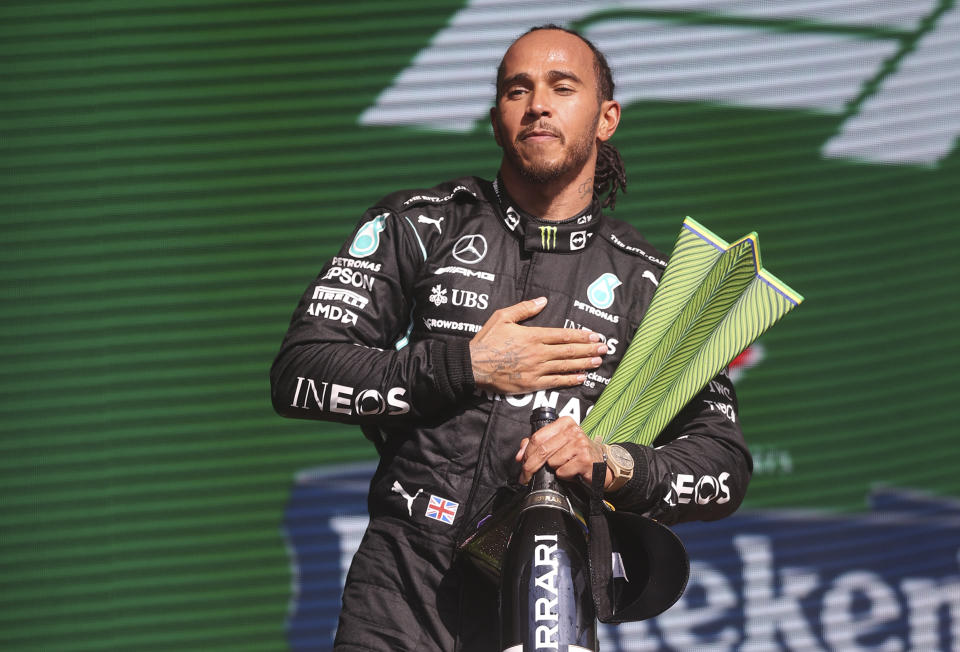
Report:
499,407,598,652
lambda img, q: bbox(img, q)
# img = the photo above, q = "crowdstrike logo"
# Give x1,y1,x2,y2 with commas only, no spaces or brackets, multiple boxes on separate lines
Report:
360,2,960,167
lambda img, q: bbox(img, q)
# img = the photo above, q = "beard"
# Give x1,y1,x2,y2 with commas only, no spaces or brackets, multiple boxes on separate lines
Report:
499,115,599,185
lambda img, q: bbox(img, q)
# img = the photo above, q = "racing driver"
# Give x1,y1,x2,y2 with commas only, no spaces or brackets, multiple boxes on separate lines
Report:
271,24,752,652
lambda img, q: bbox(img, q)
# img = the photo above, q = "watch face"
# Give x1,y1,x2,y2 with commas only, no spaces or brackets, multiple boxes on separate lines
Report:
609,445,633,469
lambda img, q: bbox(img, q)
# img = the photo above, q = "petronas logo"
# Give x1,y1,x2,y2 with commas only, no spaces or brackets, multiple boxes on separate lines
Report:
539,225,558,250
587,273,622,309
349,213,387,258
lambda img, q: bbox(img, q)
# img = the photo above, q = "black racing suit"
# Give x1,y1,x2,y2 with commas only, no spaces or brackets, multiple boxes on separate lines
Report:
270,176,751,651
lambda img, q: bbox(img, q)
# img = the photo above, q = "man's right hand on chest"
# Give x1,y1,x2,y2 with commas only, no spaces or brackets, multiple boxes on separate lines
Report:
468,297,608,394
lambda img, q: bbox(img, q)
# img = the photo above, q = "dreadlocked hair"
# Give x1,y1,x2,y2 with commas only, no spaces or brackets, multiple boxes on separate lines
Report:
497,24,628,210
596,140,627,210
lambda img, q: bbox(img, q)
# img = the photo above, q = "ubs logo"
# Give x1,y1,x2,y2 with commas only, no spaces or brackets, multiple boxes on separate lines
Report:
452,234,487,264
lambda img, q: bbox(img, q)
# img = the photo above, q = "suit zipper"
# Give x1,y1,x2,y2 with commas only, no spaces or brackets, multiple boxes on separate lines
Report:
456,249,537,544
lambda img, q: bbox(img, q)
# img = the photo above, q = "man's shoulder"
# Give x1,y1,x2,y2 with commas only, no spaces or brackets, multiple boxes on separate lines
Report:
373,176,490,213
598,214,669,269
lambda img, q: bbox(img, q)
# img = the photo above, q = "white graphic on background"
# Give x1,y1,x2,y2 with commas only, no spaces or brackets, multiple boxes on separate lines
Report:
417,214,444,233
360,0,958,167
391,481,423,517
452,234,488,264
429,284,448,306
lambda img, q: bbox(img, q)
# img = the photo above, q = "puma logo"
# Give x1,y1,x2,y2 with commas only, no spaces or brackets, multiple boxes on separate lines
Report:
391,481,423,517
418,214,444,233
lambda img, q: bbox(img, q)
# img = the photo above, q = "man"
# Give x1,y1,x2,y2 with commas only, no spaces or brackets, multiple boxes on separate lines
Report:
271,25,751,651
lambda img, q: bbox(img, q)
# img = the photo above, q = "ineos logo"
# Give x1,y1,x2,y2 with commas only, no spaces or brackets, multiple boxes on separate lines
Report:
452,234,487,264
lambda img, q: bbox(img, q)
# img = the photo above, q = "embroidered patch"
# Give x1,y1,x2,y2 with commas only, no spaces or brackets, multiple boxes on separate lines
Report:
425,494,459,525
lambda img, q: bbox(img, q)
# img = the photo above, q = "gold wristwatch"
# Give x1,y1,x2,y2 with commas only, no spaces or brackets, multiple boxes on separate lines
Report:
601,443,635,492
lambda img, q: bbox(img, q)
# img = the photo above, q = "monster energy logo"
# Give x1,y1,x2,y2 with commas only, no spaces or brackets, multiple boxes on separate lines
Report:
539,225,558,250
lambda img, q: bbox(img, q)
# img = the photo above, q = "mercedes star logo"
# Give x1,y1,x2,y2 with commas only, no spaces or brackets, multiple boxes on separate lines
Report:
452,234,487,264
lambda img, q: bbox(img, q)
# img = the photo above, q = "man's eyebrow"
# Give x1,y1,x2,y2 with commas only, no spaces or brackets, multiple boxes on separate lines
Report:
500,69,585,91
546,69,583,85
500,72,532,90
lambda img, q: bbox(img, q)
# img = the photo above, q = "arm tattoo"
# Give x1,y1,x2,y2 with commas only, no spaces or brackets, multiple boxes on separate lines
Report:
472,339,524,383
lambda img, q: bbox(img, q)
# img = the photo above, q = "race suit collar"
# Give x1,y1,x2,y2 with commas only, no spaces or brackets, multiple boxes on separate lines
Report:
492,175,602,253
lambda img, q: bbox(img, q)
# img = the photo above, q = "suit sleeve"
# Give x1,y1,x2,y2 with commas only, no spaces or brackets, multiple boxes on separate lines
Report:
270,207,475,425
604,370,752,524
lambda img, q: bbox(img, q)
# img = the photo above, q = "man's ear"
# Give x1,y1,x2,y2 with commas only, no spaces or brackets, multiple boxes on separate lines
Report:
490,107,503,147
596,99,621,142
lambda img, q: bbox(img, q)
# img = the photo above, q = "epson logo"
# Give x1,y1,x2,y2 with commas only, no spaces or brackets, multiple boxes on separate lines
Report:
322,267,376,291
290,377,410,416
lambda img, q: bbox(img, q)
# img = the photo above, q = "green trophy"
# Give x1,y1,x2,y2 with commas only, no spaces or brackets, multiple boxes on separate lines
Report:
459,218,804,624
581,217,804,445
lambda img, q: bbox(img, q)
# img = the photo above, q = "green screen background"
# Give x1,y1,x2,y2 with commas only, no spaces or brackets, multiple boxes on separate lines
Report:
2,1,957,649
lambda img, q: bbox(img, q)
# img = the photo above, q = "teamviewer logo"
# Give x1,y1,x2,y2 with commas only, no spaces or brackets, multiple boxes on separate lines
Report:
360,1,959,167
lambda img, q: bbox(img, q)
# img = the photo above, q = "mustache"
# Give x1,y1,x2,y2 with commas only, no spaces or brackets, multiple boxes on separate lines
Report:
517,122,563,141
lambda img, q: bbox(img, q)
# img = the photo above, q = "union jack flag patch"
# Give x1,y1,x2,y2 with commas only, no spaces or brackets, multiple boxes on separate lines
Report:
425,494,459,525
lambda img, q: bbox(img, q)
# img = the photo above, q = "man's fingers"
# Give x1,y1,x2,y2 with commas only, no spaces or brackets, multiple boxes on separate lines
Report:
530,326,601,345
541,356,604,375
496,297,549,324
517,417,596,484
529,339,607,364
535,374,588,389
515,438,529,462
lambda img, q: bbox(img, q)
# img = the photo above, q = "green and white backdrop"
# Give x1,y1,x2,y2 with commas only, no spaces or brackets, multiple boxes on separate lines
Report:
2,1,958,650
